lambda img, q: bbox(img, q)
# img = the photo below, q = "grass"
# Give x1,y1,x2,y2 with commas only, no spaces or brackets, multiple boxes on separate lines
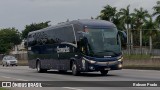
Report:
123,54,151,60
18,60,28,66
0,88,8,90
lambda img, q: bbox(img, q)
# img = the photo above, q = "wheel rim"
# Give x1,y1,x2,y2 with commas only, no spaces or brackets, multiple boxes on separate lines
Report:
72,64,76,75
37,62,40,72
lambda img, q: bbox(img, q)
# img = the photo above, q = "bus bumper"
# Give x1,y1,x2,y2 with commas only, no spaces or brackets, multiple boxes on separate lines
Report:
81,61,123,72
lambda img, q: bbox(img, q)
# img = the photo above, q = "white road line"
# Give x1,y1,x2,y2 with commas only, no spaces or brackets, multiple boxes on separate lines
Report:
1,76,28,81
62,87,83,90
1,76,11,79
16,79,29,81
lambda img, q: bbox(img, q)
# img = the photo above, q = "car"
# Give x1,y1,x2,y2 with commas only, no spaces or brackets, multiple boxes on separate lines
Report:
2,55,18,66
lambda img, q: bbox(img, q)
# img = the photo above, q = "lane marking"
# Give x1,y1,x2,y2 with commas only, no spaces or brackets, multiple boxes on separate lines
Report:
1,76,11,79
62,87,83,90
1,76,28,81
16,79,29,81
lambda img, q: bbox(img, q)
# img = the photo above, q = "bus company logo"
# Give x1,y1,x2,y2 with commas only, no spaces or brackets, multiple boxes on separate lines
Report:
57,46,70,53
2,82,11,87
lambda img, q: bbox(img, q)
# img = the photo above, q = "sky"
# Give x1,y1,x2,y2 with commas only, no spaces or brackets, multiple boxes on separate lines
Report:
0,0,159,31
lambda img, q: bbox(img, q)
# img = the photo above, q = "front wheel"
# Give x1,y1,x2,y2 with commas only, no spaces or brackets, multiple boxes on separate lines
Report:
36,61,47,73
100,70,108,76
72,62,80,76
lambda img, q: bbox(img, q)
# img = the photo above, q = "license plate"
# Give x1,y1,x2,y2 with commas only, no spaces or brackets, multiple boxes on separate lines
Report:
104,68,110,70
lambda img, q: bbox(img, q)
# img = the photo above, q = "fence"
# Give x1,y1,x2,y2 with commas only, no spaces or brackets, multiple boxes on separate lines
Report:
123,29,160,56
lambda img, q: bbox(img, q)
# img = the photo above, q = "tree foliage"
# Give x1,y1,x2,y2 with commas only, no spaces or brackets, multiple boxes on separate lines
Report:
153,1,160,23
0,28,22,54
98,1,160,49
22,21,51,39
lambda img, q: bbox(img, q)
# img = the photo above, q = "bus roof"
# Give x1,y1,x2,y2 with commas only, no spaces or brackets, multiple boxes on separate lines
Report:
71,19,116,28
28,19,116,35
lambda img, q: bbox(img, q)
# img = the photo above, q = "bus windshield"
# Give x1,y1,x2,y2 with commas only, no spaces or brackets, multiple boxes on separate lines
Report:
85,28,121,57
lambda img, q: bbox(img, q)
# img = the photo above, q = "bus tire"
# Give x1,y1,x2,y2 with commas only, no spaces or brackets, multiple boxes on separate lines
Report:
100,70,108,76
72,62,80,76
36,61,47,73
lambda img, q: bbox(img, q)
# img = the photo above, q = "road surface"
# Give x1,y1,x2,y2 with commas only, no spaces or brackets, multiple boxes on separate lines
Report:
0,66,160,90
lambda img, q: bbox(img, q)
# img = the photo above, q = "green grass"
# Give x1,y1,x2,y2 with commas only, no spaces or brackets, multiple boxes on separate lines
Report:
0,88,8,90
123,54,151,60
18,60,28,66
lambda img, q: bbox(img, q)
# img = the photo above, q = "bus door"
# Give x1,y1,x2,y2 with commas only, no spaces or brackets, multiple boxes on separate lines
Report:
57,44,76,70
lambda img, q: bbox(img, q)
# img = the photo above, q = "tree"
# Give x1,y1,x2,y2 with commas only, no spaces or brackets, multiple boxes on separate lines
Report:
143,15,158,54
0,28,22,54
98,5,117,21
117,5,132,54
153,1,160,24
131,7,150,54
22,21,51,39
112,13,125,30
98,5,125,30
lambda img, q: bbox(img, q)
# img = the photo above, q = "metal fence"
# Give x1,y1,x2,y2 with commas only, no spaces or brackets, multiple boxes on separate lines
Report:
123,29,160,56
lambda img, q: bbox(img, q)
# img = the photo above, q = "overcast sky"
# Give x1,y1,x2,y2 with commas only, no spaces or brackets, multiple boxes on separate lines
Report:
0,0,159,31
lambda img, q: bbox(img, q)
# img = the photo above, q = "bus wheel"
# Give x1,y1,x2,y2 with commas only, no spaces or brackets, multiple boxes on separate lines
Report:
72,62,79,76
100,70,108,76
36,61,47,73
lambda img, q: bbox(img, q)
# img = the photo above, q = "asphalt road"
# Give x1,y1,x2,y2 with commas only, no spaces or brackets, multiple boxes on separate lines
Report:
0,66,160,90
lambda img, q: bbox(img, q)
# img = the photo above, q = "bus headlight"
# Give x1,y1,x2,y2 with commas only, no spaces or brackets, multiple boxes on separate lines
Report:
82,57,96,64
89,60,96,64
118,57,123,61
118,58,122,61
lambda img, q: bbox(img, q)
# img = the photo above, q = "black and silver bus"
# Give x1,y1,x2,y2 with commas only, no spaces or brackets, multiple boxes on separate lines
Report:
27,19,126,75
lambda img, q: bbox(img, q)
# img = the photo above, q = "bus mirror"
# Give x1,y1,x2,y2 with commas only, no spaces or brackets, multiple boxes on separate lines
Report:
118,31,127,49
118,31,127,44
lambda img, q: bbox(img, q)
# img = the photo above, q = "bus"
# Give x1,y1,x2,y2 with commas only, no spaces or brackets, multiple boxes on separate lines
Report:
27,19,126,76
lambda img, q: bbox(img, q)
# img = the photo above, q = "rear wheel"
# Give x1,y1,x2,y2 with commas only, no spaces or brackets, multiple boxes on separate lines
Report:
100,70,108,76
72,62,80,76
36,61,47,73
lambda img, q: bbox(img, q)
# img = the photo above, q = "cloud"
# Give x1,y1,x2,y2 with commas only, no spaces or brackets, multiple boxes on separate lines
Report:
0,0,159,31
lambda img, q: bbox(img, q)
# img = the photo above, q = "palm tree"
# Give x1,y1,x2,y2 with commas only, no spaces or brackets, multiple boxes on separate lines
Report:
118,5,132,54
98,5,117,22
131,7,150,54
112,12,125,30
130,16,137,50
143,15,158,54
153,1,160,24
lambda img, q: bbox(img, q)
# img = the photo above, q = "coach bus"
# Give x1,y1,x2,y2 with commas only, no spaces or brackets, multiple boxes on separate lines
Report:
27,19,126,76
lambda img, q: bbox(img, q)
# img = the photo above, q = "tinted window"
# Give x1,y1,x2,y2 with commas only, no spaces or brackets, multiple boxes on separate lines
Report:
50,25,75,44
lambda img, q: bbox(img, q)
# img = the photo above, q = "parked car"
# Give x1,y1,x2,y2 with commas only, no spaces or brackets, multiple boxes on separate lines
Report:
2,55,18,66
